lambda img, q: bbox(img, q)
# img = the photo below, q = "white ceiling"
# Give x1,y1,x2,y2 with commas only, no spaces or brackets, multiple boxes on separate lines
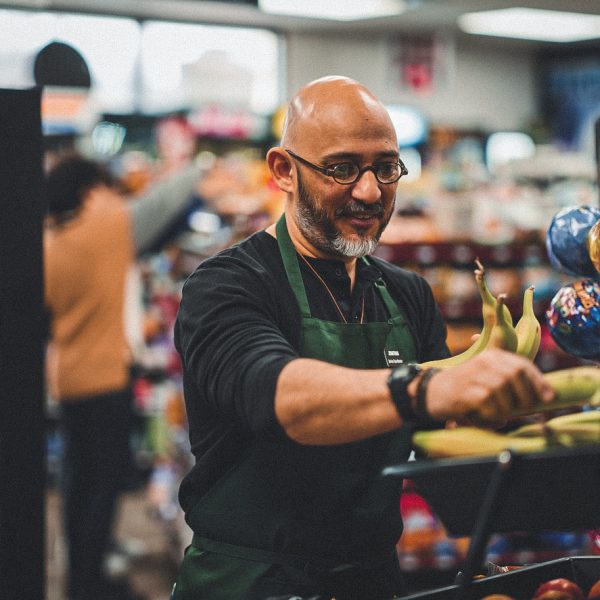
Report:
1,0,600,47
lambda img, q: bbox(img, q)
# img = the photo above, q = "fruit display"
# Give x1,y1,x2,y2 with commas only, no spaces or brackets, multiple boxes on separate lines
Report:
478,576,599,599
532,577,584,599
400,557,600,599
414,255,599,459
421,260,540,369
413,405,600,458
589,579,600,599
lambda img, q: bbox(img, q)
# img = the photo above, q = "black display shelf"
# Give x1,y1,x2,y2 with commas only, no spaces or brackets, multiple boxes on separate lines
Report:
399,556,600,600
384,444,600,536
384,444,600,599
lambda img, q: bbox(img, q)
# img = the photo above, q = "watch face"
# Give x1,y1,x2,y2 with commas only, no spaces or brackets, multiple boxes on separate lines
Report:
389,363,420,387
394,364,411,379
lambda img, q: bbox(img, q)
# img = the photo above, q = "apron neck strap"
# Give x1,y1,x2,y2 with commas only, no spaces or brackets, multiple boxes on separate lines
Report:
373,276,403,321
276,214,311,317
276,213,405,323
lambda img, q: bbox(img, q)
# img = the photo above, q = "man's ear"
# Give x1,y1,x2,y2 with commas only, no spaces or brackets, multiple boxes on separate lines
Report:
267,147,294,193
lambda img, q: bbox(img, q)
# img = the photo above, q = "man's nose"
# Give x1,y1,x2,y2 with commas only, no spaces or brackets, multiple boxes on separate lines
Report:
351,168,382,203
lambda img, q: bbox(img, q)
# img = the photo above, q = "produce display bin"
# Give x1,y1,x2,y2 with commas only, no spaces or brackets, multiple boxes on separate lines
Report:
400,556,600,600
383,444,600,599
384,444,600,536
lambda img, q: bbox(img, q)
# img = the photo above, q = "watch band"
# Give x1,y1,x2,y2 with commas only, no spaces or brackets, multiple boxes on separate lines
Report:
387,363,422,424
415,367,443,428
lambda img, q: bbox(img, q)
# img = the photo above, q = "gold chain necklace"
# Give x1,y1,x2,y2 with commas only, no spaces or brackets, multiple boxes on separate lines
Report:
298,252,365,324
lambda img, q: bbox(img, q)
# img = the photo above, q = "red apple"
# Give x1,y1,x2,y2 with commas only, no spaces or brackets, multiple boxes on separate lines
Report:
534,578,585,600
588,579,600,600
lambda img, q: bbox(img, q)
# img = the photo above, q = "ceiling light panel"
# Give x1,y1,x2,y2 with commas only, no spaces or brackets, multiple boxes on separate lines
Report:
259,0,406,21
459,8,600,43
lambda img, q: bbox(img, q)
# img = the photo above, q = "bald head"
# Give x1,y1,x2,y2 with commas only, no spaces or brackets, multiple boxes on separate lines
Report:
281,76,396,151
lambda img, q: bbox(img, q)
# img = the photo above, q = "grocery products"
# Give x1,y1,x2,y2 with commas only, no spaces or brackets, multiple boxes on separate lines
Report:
546,279,600,360
545,205,600,278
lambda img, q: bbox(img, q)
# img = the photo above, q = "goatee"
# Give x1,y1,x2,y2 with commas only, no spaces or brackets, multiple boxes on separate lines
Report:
294,171,389,258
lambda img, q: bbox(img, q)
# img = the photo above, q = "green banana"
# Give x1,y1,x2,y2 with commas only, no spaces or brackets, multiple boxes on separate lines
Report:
508,410,600,446
543,366,600,410
488,294,518,352
475,258,513,326
545,423,600,445
544,408,600,426
515,286,541,360
413,426,548,458
419,260,497,369
511,366,600,416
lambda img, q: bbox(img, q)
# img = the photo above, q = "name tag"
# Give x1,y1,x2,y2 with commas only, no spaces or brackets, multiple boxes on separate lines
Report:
384,349,404,367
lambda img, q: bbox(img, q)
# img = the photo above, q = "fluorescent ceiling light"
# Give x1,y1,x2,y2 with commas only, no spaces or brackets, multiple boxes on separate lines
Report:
259,0,406,21
459,8,600,43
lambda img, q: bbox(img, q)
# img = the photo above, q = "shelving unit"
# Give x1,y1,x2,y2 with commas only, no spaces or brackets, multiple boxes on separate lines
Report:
385,445,600,599
376,236,591,371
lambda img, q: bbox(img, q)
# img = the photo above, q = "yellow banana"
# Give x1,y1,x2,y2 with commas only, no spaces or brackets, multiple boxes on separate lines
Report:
488,294,518,352
511,366,600,416
515,286,541,360
413,427,547,458
419,260,496,369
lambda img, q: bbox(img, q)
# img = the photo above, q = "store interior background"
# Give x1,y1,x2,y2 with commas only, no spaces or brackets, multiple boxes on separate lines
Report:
1,1,600,598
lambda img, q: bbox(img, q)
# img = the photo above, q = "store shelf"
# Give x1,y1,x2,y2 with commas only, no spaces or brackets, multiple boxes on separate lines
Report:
386,445,600,599
376,240,547,268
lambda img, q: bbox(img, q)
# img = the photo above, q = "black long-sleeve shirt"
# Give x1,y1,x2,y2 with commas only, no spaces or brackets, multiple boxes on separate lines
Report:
174,229,449,513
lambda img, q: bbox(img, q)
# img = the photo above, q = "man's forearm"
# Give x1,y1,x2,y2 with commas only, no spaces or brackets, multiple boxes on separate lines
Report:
274,358,403,445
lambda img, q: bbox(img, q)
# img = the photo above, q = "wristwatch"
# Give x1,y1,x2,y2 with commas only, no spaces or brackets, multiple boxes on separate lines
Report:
387,362,422,423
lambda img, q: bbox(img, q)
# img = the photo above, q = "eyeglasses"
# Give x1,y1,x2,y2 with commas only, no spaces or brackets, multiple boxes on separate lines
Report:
285,148,408,185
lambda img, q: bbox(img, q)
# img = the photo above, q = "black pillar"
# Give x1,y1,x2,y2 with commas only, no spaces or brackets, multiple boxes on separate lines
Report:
0,87,45,599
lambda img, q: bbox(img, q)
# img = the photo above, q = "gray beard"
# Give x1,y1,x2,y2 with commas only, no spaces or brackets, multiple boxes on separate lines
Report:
294,172,384,258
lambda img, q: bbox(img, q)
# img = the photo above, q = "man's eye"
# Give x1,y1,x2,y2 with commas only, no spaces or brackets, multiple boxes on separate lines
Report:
332,163,356,179
376,163,397,177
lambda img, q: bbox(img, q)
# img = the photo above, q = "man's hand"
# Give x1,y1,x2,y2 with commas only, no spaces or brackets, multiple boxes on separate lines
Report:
425,349,556,426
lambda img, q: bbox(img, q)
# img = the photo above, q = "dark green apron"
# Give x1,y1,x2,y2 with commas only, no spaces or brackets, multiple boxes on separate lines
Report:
173,215,417,600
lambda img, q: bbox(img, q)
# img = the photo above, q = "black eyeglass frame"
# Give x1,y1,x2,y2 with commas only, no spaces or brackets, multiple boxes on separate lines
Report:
285,148,408,185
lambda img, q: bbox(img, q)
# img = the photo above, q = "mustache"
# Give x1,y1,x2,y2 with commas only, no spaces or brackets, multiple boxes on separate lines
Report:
335,201,384,218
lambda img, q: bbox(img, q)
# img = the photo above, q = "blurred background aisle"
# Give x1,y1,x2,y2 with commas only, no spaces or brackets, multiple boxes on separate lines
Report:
46,488,180,600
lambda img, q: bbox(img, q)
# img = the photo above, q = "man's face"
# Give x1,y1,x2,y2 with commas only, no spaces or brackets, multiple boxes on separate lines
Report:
281,80,401,259
294,166,396,258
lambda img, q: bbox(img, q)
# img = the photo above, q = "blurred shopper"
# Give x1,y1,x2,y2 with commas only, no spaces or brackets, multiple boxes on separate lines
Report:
44,154,206,600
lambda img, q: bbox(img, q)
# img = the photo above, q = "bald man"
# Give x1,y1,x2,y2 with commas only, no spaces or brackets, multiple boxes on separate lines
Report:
172,76,554,600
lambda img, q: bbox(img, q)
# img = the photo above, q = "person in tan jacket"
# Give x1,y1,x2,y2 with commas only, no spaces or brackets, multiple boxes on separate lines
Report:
44,154,205,600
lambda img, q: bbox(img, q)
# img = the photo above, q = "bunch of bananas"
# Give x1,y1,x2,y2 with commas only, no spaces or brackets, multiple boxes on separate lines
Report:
413,408,600,458
421,259,541,369
413,259,600,459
